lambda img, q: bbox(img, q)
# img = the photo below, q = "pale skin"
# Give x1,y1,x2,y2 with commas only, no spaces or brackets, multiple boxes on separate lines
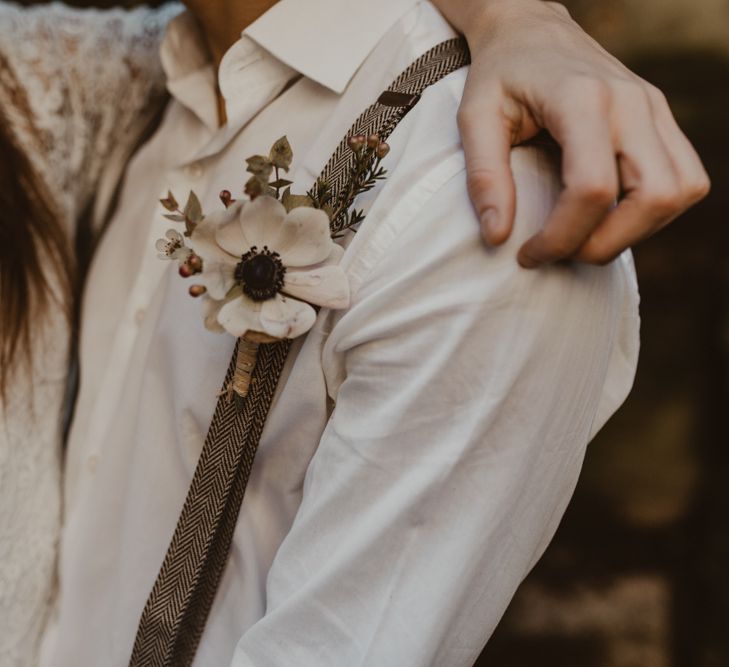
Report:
186,0,710,268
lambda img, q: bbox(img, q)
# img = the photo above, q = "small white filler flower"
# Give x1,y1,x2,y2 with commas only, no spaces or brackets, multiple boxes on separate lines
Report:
155,229,192,265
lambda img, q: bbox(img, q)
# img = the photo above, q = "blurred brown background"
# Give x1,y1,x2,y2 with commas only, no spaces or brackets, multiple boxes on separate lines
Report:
16,0,729,665
479,3,729,666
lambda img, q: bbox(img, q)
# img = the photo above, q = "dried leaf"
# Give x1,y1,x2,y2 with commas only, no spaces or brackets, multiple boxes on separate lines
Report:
246,155,273,179
160,190,179,211
281,187,314,213
269,136,293,171
184,191,203,224
245,175,265,200
163,213,186,222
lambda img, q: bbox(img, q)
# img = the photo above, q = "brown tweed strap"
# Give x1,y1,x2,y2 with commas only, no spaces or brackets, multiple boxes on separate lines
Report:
130,37,470,667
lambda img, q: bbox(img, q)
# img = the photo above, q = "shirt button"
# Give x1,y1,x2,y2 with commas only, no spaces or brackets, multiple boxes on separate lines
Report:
184,162,204,180
134,308,146,326
87,455,99,473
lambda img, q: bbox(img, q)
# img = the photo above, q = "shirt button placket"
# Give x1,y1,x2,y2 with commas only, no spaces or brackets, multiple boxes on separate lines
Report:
87,455,100,474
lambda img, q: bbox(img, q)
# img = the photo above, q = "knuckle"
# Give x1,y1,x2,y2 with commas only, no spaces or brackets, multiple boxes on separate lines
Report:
684,172,711,204
561,76,612,111
538,231,579,259
580,244,619,266
641,187,683,217
614,78,648,101
644,82,669,108
611,79,656,114
593,252,619,267
569,179,617,208
546,1,571,17
465,167,499,198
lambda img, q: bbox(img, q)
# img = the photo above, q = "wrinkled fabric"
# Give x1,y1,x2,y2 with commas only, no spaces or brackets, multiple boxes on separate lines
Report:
43,2,640,666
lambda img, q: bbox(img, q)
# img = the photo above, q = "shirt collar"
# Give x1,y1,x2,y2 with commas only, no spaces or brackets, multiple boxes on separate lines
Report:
159,11,216,130
244,0,419,94
159,0,421,121
160,11,297,133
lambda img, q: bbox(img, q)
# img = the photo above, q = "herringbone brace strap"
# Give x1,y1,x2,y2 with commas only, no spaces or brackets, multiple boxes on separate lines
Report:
130,37,470,667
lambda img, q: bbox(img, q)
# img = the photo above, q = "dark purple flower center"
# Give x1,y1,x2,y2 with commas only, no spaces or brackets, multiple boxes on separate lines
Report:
234,246,286,301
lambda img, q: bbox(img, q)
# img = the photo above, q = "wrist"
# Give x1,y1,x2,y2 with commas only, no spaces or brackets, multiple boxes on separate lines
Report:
440,0,572,50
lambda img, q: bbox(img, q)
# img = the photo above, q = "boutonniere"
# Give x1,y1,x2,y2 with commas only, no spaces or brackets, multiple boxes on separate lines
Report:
155,134,390,400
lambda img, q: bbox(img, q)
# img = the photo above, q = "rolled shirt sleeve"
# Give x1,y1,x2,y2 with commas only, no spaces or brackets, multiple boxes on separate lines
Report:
232,141,640,666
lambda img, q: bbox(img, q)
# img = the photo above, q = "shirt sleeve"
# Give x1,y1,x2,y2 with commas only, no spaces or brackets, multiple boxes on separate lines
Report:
231,145,640,666
0,1,178,232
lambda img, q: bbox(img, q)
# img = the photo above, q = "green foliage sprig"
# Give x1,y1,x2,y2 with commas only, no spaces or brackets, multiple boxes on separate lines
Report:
309,133,390,236
160,190,204,237
159,132,391,252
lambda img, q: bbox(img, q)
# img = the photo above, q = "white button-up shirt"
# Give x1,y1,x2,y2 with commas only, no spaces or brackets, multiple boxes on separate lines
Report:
42,1,640,666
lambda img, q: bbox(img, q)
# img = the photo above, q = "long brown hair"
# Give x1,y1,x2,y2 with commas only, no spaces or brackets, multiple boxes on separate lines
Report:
0,111,74,401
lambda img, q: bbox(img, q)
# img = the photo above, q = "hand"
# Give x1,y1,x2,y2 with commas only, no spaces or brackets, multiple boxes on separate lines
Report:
433,0,710,267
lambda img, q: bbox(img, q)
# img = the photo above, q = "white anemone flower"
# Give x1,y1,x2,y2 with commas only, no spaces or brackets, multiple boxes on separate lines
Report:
190,196,349,340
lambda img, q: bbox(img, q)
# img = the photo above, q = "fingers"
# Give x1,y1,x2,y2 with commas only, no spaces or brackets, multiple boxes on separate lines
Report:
646,85,711,207
518,77,710,268
517,79,619,268
457,83,519,247
575,84,710,265
452,1,709,268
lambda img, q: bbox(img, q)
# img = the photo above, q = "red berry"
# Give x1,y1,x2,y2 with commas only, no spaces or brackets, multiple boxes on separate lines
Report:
188,253,203,272
219,190,236,208
189,284,207,297
367,134,380,149
347,135,366,152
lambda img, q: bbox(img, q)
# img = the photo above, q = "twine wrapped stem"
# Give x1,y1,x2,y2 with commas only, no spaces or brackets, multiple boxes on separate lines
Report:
230,331,280,400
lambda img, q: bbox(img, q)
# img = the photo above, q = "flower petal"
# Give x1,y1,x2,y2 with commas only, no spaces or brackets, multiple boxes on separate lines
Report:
197,260,236,300
168,228,184,241
283,265,350,309
217,196,286,256
217,294,264,338
203,297,226,334
321,242,344,266
172,246,192,261
190,211,239,265
260,294,316,339
190,219,239,299
274,207,333,267
204,288,243,334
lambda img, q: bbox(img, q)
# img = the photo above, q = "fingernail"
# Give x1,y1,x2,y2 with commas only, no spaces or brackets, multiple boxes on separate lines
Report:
480,208,502,239
517,249,540,269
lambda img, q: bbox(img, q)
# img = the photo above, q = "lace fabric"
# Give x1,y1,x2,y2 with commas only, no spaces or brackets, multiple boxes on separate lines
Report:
0,2,179,664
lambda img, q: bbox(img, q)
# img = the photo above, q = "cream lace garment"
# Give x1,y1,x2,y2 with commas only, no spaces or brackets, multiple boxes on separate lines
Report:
0,3,178,664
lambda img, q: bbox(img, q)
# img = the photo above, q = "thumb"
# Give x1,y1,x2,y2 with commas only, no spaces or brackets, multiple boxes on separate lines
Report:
457,97,517,246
